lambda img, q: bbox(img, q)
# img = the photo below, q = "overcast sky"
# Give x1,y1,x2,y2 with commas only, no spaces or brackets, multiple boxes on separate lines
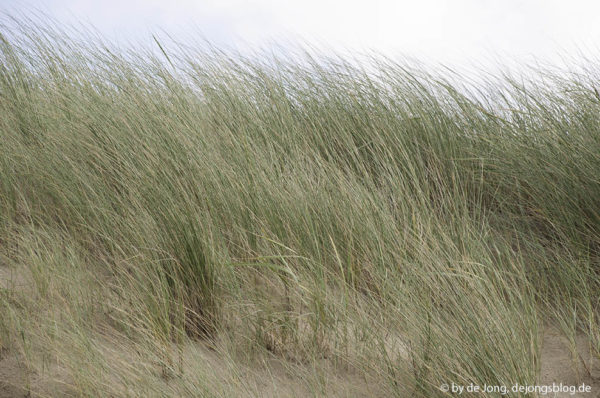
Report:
3,0,600,68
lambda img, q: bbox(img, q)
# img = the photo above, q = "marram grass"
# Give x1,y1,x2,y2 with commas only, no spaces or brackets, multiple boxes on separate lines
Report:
0,16,599,397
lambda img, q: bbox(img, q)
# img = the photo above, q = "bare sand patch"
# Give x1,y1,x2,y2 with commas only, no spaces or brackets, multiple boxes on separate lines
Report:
540,327,600,397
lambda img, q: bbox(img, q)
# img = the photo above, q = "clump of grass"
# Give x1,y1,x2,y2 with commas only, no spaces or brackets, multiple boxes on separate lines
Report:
0,14,599,397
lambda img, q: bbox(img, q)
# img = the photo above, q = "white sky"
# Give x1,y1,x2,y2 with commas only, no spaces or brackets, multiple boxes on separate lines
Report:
3,0,600,68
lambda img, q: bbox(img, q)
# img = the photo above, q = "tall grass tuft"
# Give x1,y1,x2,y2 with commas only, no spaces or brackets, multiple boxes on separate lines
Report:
0,15,599,397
